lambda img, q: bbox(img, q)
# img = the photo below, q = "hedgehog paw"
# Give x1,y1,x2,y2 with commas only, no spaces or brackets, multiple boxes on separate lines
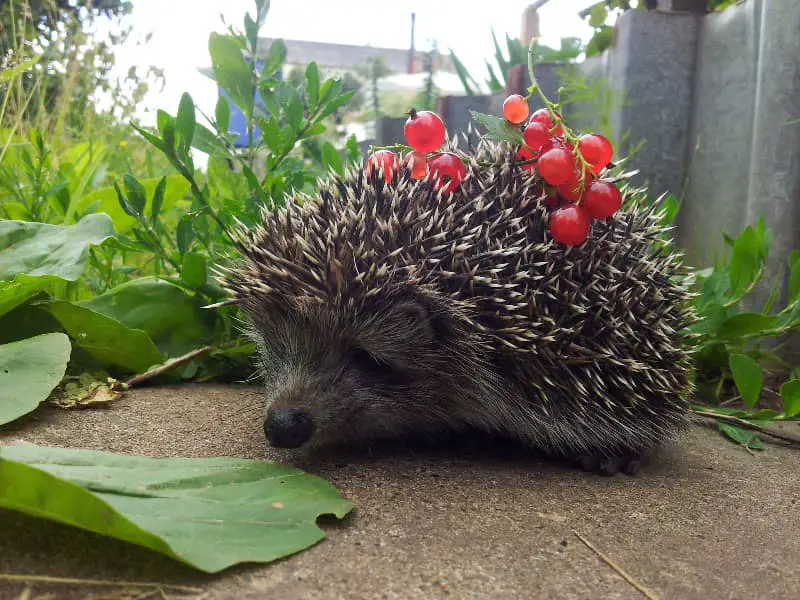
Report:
576,452,641,476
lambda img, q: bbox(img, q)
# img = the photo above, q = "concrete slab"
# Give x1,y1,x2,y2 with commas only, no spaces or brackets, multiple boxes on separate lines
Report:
1,383,798,600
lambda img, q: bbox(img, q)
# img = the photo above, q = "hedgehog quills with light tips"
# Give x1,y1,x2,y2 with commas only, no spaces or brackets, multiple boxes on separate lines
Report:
219,139,695,474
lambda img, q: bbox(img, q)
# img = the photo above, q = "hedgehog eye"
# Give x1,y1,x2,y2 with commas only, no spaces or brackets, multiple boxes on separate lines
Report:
350,347,394,376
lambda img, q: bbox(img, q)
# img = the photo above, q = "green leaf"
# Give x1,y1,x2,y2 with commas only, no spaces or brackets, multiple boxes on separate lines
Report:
321,142,344,177
589,4,609,27
286,88,305,133
305,62,320,109
78,176,190,234
244,13,259,53
717,423,764,450
180,253,207,289
123,174,147,216
176,218,195,256
190,122,233,160
209,33,255,118
0,214,115,283
150,176,168,225
255,0,270,27
729,353,762,408
345,133,362,165
729,227,760,298
0,333,71,426
0,279,45,319
788,251,800,304
0,54,41,83
39,301,163,373
114,182,137,217
717,313,777,340
779,379,800,418
79,277,216,357
262,39,286,77
449,50,478,96
215,96,231,133
176,92,196,147
469,111,525,145
316,90,354,121
0,443,352,573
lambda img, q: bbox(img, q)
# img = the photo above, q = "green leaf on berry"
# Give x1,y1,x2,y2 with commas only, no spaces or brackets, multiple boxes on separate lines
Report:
469,111,524,145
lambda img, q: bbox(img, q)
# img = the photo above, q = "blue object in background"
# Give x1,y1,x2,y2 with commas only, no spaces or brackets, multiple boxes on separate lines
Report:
220,58,278,148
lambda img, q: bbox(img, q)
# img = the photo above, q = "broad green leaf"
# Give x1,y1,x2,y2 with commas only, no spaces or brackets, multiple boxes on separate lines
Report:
79,277,216,357
261,116,283,153
180,253,207,289
255,0,270,27
321,142,344,177
470,111,525,145
244,13,259,53
0,333,71,426
717,313,776,339
176,218,195,256
176,93,196,147
729,353,762,408
0,444,353,573
729,227,760,298
209,33,255,117
190,122,233,160
78,176,190,234
718,423,764,450
0,279,45,319
316,90,355,121
305,62,320,109
40,301,163,373
114,182,138,217
215,96,231,132
0,214,115,282
286,87,305,133
779,379,800,418
262,39,287,78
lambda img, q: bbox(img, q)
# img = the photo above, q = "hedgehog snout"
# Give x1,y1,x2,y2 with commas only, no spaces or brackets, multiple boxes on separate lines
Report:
264,407,314,448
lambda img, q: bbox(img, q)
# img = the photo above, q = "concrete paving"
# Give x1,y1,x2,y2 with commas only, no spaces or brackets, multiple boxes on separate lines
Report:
0,383,798,600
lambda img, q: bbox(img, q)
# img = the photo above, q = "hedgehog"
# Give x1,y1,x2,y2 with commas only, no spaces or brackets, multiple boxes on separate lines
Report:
218,137,696,475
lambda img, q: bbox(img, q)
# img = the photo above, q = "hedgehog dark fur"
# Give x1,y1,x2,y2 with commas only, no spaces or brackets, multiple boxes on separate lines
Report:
219,139,696,474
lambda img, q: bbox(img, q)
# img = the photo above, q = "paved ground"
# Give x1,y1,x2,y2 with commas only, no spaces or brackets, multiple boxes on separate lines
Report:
0,383,798,600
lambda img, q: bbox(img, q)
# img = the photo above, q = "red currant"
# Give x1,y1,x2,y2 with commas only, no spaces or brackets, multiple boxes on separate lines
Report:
581,180,622,219
550,205,590,246
537,147,575,186
428,152,466,194
557,165,593,203
366,150,398,184
503,94,529,124
578,134,613,172
515,144,536,172
530,108,563,136
523,121,550,152
404,109,446,153
404,151,428,180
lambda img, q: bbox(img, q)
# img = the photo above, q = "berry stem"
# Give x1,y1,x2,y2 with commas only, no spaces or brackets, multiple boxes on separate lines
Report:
526,38,594,199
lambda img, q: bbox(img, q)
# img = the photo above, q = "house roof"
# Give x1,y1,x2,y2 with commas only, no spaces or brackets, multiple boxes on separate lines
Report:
256,37,453,73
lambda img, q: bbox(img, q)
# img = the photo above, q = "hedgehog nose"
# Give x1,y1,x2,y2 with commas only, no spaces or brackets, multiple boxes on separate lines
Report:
264,408,314,448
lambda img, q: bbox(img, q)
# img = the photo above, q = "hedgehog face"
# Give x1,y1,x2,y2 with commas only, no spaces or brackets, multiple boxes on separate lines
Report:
250,295,470,450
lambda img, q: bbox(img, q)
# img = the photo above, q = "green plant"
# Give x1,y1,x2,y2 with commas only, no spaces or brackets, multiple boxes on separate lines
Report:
450,30,582,96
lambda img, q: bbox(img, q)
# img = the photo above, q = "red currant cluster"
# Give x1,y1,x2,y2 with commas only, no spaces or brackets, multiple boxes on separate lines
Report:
366,109,467,194
502,94,622,246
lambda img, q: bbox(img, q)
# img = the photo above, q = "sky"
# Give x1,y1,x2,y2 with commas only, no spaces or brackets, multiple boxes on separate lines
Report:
105,0,601,127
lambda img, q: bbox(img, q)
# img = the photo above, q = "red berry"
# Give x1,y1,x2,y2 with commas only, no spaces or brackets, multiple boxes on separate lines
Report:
578,134,613,171
557,165,593,203
581,180,623,219
523,121,550,152
515,144,536,172
550,205,590,246
537,147,575,186
503,94,529,124
366,150,398,184
404,109,446,153
540,135,574,155
530,108,563,136
428,152,466,194
404,151,428,180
